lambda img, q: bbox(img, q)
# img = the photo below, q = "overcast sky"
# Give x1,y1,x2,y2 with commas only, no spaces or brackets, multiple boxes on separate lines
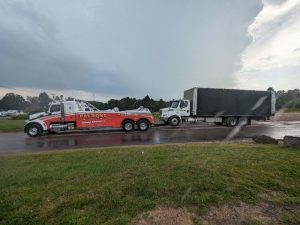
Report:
0,0,299,101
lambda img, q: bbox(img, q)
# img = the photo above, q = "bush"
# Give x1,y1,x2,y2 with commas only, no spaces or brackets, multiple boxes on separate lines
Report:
11,114,29,120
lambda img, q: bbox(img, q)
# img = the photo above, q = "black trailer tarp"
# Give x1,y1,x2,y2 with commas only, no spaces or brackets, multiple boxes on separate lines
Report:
184,88,273,118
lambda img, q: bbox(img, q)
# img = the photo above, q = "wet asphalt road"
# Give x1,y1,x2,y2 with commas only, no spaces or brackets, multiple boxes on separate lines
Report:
0,121,300,153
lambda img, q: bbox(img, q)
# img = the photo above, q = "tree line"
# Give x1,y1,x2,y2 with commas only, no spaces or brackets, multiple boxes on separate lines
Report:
0,92,170,113
89,95,170,112
275,89,300,109
0,89,299,114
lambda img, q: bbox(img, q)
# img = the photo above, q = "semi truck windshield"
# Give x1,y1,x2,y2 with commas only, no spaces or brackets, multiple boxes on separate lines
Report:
170,101,180,108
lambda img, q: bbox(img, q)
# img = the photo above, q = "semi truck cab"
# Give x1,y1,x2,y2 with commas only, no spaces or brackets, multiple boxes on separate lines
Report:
160,99,191,126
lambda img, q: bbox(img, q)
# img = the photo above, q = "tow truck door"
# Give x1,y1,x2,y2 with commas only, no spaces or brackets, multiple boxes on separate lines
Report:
74,101,123,129
74,102,110,128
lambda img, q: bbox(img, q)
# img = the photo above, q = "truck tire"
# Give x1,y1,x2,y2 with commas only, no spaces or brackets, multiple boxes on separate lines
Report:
226,117,238,127
238,117,248,126
122,120,134,132
137,119,150,131
26,123,43,137
169,116,180,126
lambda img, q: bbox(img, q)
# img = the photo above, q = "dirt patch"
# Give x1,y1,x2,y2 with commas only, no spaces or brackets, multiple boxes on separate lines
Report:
201,201,284,225
272,112,300,121
259,191,283,202
133,193,293,225
132,206,196,225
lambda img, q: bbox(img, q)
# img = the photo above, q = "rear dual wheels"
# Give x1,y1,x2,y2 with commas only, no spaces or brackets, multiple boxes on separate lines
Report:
226,117,249,127
238,117,249,126
226,117,238,127
122,119,150,132
137,119,150,131
122,120,135,132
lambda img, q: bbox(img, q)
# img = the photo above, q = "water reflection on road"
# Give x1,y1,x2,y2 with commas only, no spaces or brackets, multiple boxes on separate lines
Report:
0,121,299,153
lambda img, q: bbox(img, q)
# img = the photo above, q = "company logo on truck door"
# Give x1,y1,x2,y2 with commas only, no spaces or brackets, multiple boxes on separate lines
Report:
79,113,107,119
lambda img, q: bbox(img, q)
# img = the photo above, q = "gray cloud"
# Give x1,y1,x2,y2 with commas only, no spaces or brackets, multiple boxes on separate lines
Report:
260,56,275,61
0,1,127,96
294,47,300,52
0,0,262,99
0,26,125,94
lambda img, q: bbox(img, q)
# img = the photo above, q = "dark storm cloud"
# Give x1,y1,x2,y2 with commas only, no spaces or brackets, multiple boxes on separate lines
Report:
0,0,262,99
0,25,125,95
0,0,129,96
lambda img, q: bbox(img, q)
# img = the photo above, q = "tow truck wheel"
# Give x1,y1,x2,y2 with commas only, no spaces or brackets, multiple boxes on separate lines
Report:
169,116,180,126
26,124,42,137
122,120,134,132
137,119,150,131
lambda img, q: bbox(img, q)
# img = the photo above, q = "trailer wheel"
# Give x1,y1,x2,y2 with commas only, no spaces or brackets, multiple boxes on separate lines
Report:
122,120,134,132
226,117,238,127
26,124,43,137
238,117,248,126
137,119,150,131
169,116,180,126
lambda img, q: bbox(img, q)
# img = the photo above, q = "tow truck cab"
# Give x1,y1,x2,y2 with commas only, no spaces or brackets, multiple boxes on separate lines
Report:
48,101,98,114
25,100,154,137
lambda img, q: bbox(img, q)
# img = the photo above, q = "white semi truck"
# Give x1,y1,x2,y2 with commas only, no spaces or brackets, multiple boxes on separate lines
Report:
159,87,276,127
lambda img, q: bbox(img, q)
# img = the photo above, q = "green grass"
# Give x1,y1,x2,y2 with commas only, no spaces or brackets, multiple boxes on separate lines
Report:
0,119,24,132
0,143,299,225
285,108,300,112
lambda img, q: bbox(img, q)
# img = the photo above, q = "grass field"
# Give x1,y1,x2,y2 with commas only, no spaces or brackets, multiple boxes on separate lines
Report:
0,143,299,225
0,118,24,132
285,108,300,112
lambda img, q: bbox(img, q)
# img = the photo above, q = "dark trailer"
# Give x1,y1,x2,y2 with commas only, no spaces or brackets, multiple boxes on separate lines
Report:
183,87,276,126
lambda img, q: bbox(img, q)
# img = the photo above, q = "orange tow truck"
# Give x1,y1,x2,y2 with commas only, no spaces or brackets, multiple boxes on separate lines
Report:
24,100,154,137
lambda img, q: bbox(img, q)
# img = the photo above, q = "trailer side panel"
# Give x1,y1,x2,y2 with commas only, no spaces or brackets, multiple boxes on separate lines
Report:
184,88,272,118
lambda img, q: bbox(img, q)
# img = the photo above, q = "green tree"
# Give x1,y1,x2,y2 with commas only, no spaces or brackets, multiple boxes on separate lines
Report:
276,89,300,109
88,95,169,112
38,92,52,109
0,93,28,110
27,96,39,105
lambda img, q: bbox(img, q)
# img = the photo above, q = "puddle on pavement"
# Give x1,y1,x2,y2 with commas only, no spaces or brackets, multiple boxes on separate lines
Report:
0,121,300,152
